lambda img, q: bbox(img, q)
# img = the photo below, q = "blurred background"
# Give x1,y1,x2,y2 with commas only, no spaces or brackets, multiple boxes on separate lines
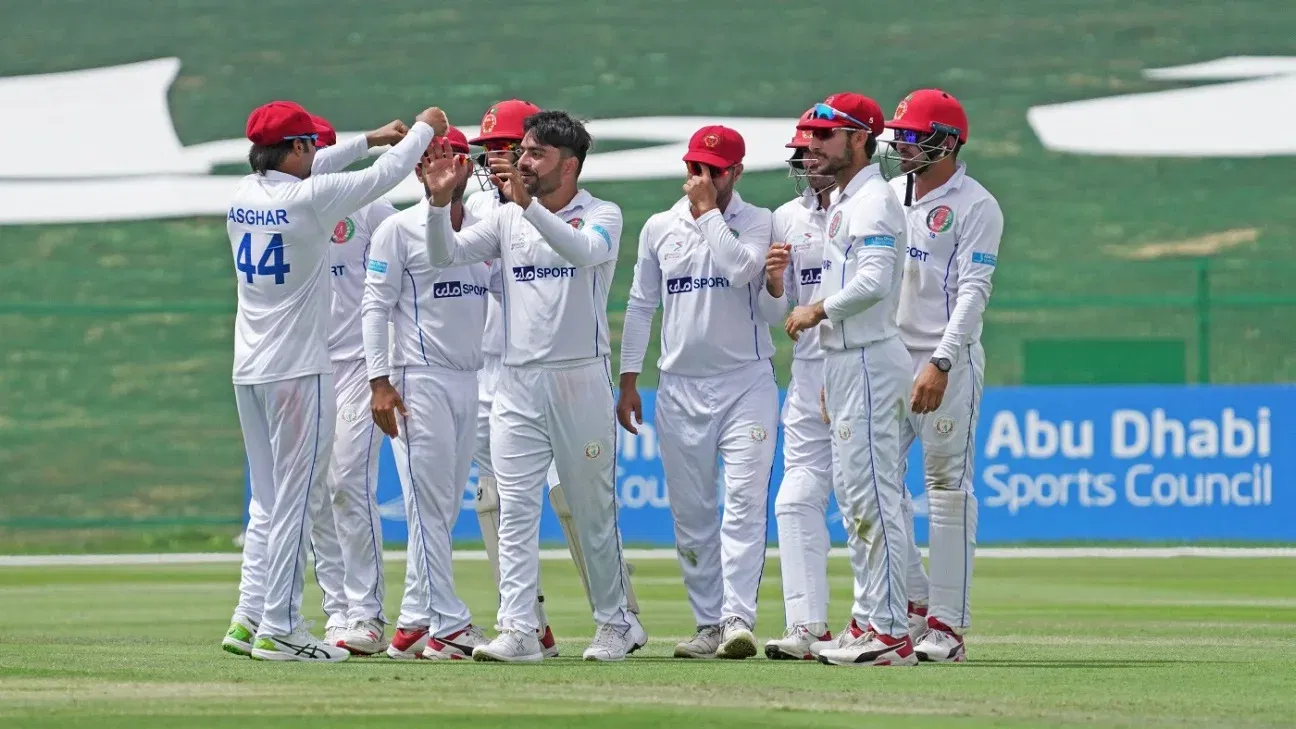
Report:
1,0,1293,553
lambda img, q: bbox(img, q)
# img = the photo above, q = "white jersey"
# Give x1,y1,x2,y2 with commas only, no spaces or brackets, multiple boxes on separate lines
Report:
362,201,497,377
465,190,507,357
816,165,906,351
773,190,829,361
227,121,436,385
621,193,776,378
424,189,621,369
327,198,398,363
890,163,1004,361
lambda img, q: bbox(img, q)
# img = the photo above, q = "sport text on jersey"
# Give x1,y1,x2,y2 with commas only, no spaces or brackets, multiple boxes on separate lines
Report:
512,265,577,281
666,276,731,294
432,281,489,299
799,267,823,285
228,207,289,226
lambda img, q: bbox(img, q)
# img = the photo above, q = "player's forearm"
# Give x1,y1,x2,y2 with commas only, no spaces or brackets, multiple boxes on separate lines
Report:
934,285,990,362
618,301,655,375
697,211,763,287
424,204,458,268
756,284,789,325
361,304,394,380
521,201,616,267
823,251,895,321
311,135,369,175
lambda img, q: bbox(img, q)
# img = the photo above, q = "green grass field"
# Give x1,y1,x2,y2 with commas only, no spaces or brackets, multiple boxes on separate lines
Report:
2,555,1294,728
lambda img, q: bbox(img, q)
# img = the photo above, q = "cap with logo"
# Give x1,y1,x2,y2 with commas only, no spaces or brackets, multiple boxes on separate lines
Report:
441,125,470,154
682,125,745,169
470,99,542,145
787,109,815,149
887,89,969,143
309,114,338,147
795,92,884,134
246,101,318,145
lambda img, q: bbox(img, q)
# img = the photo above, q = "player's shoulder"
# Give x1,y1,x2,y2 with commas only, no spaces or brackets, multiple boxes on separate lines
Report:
373,203,420,243
773,196,810,224
732,195,772,226
640,209,676,240
463,190,498,217
577,190,622,218
955,172,1003,214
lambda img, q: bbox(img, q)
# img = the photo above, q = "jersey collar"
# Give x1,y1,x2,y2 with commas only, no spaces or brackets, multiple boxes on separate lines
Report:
828,164,882,207
557,189,594,218
261,170,301,183
912,162,968,205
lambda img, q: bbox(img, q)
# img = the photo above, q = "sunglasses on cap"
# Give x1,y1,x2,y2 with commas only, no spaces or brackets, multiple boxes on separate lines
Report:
284,133,319,144
811,102,871,132
687,162,729,177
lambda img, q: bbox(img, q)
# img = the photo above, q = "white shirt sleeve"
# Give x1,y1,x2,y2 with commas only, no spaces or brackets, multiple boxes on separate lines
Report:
696,208,771,288
755,278,789,325
425,203,502,267
521,199,621,267
487,260,504,299
311,135,369,176
935,198,1003,362
363,197,400,232
361,219,406,380
619,221,661,375
309,121,434,226
823,194,902,322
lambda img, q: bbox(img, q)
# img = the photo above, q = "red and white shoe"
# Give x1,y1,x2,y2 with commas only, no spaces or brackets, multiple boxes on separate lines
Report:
539,624,560,658
818,627,918,667
808,618,864,659
908,602,930,644
765,623,831,660
914,617,966,663
336,619,387,656
386,627,430,660
422,625,489,661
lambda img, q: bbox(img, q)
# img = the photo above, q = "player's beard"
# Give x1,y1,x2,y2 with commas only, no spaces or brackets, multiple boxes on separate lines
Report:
523,167,560,197
814,145,853,178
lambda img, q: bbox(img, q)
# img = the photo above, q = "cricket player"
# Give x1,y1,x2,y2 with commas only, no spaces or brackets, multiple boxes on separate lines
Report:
221,100,441,662
761,113,842,660
619,126,780,660
784,93,917,667
421,110,646,662
362,125,499,660
884,89,1003,662
295,114,402,656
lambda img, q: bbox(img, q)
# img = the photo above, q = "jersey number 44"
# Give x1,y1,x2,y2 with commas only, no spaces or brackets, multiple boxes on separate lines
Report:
236,232,290,285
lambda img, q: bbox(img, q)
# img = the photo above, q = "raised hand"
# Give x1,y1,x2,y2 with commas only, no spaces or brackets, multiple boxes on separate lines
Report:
684,165,718,215
765,242,790,297
416,107,449,136
365,119,409,147
489,155,533,209
419,138,470,206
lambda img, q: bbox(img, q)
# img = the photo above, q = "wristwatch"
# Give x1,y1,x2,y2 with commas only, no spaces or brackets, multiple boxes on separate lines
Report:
930,357,952,373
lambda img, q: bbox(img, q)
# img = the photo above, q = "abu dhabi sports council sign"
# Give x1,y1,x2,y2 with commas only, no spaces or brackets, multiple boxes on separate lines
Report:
0,58,808,226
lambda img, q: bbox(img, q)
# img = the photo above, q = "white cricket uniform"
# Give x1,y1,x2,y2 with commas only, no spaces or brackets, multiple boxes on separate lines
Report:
228,121,435,639
621,193,778,628
816,164,911,640
363,199,497,636
425,190,634,633
305,195,398,631
892,163,1003,632
766,190,837,630
466,191,561,489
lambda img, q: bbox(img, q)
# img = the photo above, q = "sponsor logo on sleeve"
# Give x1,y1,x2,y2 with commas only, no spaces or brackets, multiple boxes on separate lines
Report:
367,259,388,274
971,251,998,267
861,235,896,248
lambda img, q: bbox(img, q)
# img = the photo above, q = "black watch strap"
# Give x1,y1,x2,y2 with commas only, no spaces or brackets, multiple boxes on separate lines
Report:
931,357,952,373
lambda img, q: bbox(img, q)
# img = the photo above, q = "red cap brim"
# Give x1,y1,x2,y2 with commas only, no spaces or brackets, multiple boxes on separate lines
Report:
682,150,734,168
468,132,523,145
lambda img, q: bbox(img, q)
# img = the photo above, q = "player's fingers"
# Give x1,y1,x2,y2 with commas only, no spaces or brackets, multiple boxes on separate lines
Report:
395,396,408,417
490,174,504,188
394,120,409,133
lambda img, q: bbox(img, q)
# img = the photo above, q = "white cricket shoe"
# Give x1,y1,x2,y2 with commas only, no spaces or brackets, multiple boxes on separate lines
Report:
809,618,865,659
765,623,831,661
914,618,966,663
673,624,722,659
717,616,757,660
423,625,490,660
539,624,560,658
582,623,635,662
818,629,918,667
472,628,543,663
908,604,930,644
221,614,259,656
251,625,350,663
386,627,430,660
324,624,348,647
626,612,648,654
336,619,387,656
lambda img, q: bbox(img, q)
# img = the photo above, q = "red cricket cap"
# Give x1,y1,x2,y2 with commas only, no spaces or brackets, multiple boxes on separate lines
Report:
796,92,884,134
470,99,542,145
441,125,470,154
887,89,969,142
683,125,745,168
246,101,317,145
787,109,815,148
310,114,337,147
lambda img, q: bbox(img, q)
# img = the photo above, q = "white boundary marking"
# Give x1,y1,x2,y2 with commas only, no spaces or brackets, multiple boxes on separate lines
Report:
0,546,1292,568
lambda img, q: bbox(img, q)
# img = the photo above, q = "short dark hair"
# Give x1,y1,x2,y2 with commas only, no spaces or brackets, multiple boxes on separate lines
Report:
249,140,296,175
523,110,592,173
864,133,878,159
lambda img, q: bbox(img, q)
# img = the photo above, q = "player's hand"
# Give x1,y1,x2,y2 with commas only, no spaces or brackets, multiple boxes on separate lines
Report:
369,377,408,438
420,138,471,206
684,166,718,215
366,120,409,147
785,302,825,342
819,387,830,424
489,156,533,209
616,388,644,435
416,107,450,136
765,242,790,297
910,363,949,414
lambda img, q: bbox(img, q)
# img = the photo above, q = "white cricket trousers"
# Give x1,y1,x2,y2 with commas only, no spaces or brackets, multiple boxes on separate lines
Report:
475,354,560,486
823,337,911,639
773,358,833,629
900,343,983,631
491,359,632,632
309,358,386,629
657,360,779,628
388,365,477,635
233,373,335,638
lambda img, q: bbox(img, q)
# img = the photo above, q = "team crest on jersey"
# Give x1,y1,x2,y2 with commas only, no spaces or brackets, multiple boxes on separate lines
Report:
828,211,843,238
926,205,954,233
934,416,956,435
703,133,720,148
584,440,603,459
837,423,852,441
480,112,497,134
748,425,768,443
568,217,583,229
332,218,355,244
